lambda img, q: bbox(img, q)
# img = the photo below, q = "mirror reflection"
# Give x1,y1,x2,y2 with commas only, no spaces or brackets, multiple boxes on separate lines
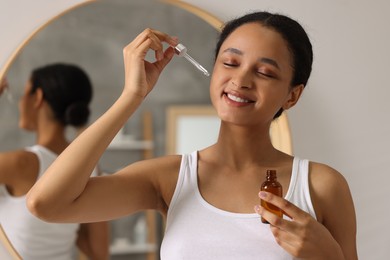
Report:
0,0,218,259
1,0,217,154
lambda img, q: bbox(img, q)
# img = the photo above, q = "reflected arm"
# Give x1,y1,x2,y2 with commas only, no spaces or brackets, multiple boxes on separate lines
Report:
76,222,110,260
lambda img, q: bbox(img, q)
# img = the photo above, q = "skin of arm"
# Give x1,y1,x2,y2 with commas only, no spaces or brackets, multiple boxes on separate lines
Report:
75,163,110,259
256,162,357,260
76,222,110,260
26,29,179,223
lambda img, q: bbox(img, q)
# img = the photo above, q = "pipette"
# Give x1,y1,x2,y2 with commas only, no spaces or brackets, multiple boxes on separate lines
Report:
174,43,210,76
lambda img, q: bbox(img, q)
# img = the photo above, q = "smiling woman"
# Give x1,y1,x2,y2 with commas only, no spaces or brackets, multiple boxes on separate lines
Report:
23,8,357,260
0,1,295,260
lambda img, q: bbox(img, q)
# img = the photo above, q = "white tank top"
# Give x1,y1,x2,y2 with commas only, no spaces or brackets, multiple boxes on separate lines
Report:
0,145,98,260
160,151,316,260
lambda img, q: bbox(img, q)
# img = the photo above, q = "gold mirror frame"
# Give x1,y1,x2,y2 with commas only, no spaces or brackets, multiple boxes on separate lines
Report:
0,0,292,155
0,224,22,260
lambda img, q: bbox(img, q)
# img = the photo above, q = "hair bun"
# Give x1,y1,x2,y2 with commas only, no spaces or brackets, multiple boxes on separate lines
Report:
64,102,90,127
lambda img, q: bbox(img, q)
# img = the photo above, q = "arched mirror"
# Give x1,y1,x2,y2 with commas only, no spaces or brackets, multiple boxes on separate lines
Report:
0,0,292,259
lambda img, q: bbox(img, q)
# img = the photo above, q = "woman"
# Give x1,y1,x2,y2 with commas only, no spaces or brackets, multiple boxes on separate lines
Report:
0,64,109,260
27,12,357,259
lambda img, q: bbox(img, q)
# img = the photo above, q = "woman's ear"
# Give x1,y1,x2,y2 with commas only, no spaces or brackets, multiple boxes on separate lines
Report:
282,84,304,110
33,87,45,108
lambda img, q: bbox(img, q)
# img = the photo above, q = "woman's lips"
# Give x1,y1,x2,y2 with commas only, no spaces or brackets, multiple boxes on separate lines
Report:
225,92,254,104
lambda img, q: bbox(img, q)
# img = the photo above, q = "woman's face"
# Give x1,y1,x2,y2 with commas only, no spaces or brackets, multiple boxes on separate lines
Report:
18,79,39,131
210,22,297,127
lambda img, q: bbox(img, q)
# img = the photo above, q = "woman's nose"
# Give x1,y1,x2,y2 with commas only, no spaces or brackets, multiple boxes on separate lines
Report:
231,71,252,89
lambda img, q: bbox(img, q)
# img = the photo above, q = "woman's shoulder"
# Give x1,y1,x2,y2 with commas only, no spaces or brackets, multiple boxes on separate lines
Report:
129,154,184,185
308,161,348,187
130,154,184,214
308,161,352,222
133,154,183,171
0,148,39,189
0,148,38,170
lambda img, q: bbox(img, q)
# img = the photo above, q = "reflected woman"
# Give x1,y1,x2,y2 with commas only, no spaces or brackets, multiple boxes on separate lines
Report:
0,64,109,260
27,12,357,259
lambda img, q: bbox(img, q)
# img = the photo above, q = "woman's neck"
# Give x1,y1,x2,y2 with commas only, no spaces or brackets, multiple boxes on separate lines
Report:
205,123,284,169
35,122,69,155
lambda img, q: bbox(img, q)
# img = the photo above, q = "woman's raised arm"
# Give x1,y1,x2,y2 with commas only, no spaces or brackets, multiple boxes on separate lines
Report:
26,29,178,223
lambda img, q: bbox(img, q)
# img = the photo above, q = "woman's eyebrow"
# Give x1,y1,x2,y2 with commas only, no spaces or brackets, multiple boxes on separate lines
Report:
222,48,280,70
222,47,242,55
258,57,280,70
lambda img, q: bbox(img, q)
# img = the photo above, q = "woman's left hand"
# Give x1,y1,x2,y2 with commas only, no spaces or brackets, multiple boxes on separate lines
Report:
255,191,344,260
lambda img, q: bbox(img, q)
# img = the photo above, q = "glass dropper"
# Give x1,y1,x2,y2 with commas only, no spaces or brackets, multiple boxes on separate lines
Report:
174,43,210,76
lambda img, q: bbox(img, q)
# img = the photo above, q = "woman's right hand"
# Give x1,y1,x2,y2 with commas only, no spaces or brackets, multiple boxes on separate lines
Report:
122,28,178,99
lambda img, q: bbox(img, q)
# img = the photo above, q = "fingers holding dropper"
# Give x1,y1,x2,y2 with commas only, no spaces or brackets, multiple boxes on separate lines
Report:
127,28,178,61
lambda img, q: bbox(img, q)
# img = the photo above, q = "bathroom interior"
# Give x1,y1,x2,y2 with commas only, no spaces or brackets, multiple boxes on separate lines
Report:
1,0,390,259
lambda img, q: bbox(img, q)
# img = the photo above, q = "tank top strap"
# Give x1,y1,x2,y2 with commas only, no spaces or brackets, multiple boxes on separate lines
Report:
24,145,57,178
167,151,198,218
188,151,198,185
285,157,317,220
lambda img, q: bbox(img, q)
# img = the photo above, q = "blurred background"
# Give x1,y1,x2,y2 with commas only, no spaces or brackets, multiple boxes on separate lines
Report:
1,0,390,259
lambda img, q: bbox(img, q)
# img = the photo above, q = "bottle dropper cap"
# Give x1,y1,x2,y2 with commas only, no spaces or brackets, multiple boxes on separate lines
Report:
174,43,187,57
174,43,210,76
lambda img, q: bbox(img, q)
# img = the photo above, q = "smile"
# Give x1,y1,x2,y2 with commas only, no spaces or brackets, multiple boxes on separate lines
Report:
226,93,252,103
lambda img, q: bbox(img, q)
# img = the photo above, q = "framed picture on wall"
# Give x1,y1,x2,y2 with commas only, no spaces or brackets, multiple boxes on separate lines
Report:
166,105,293,155
166,105,220,155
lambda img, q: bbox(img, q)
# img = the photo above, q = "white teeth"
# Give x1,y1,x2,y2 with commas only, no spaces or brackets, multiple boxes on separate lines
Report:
227,93,250,103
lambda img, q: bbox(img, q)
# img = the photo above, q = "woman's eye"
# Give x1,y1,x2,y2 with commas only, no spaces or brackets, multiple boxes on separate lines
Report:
223,63,237,67
257,71,274,78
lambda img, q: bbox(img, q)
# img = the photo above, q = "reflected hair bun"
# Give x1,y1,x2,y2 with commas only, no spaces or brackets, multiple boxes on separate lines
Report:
64,102,90,127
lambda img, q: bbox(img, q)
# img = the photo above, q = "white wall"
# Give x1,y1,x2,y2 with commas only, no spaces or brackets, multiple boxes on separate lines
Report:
1,0,389,259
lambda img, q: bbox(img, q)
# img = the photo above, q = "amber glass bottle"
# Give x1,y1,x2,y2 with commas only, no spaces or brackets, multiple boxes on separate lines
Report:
260,170,283,224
